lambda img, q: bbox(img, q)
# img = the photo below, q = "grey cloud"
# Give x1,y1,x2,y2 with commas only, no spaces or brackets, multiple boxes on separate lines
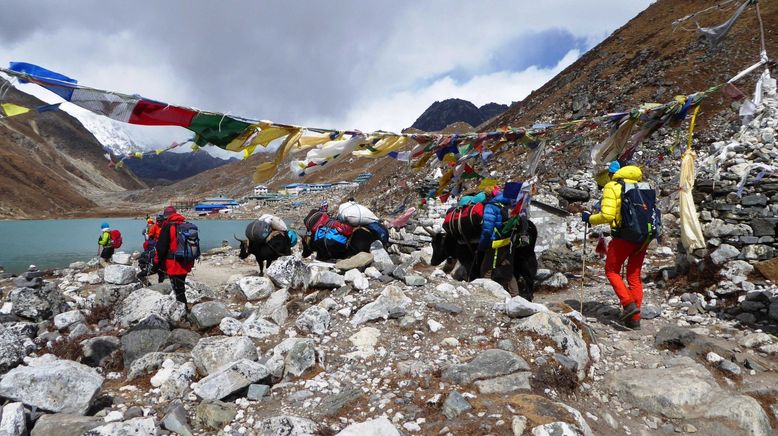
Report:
1,1,649,130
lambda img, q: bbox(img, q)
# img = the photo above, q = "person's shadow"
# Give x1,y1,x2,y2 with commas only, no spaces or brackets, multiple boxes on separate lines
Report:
563,298,633,331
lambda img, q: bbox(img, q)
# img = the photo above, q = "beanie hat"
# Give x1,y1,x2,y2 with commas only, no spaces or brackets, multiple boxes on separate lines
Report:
163,206,177,217
608,160,621,174
100,222,109,230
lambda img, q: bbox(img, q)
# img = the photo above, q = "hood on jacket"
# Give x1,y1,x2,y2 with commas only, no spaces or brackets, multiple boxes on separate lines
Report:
490,193,513,205
165,213,186,224
612,165,642,183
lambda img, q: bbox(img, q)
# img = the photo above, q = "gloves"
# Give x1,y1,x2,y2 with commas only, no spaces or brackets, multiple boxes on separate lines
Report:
581,211,591,224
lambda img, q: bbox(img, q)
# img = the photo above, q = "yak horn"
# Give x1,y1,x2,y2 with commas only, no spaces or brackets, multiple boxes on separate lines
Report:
233,234,246,242
422,226,437,236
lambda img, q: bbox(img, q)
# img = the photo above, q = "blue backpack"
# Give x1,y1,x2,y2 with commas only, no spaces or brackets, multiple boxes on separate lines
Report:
287,229,299,247
314,227,348,246
366,222,389,245
616,181,662,244
172,222,201,262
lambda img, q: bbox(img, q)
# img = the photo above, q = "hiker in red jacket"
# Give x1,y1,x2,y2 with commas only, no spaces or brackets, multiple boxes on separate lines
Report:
153,206,194,306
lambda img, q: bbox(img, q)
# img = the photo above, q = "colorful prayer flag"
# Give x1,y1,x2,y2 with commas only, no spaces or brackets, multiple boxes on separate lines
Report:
9,62,77,100
1,103,31,117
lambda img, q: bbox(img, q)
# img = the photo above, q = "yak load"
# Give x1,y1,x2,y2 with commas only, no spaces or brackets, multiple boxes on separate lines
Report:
302,200,389,260
235,214,298,275
427,182,538,301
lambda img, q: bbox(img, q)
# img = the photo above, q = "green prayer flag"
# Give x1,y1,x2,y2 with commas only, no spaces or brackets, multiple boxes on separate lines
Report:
188,112,252,148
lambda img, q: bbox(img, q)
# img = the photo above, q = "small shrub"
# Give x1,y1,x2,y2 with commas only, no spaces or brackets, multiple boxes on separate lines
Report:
50,336,83,361
533,363,580,396
85,304,114,325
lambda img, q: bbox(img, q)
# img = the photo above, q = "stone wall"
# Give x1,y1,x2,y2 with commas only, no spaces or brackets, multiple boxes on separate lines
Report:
694,82,778,264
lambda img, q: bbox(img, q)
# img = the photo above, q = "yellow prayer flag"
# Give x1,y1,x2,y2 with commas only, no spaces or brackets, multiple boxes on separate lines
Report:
253,128,303,182
1,103,31,117
435,169,454,196
479,178,498,191
352,136,409,158
442,153,457,163
298,133,338,149
133,152,144,159
226,123,290,152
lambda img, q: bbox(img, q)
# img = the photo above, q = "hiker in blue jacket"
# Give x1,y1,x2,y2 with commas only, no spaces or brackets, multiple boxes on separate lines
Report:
471,190,513,280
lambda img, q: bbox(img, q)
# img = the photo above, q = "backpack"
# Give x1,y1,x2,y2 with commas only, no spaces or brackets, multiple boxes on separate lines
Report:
304,210,329,233
287,229,299,247
326,219,354,237
247,219,271,242
314,226,348,246
110,229,123,249
172,222,201,262
366,221,390,245
615,181,662,244
443,203,484,240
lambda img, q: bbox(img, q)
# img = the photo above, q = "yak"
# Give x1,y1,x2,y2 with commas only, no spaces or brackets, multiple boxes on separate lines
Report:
428,220,538,301
234,220,292,276
301,209,388,261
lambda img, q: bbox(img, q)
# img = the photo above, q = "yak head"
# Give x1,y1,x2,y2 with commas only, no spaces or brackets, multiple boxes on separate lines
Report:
427,227,452,266
234,234,250,259
301,235,313,258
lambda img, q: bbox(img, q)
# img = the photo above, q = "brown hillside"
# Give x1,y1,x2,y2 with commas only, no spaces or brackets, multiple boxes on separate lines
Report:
120,147,404,210
485,0,777,132
478,0,777,177
0,80,145,219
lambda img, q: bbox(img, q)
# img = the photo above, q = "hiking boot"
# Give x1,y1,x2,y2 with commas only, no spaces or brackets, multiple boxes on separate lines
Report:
619,303,640,321
624,318,641,330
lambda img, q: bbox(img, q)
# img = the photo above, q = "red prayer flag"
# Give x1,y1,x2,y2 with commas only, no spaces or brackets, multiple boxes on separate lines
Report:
128,99,197,127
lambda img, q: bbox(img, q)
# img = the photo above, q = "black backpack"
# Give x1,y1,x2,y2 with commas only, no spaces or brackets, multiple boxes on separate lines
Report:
246,219,271,242
172,222,201,262
615,181,662,244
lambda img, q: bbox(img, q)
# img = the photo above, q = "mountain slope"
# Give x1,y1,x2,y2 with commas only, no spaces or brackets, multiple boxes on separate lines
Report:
0,80,145,218
486,1,777,133
124,152,236,185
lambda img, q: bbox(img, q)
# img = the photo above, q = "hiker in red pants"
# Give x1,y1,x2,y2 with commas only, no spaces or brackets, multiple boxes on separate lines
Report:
583,161,659,330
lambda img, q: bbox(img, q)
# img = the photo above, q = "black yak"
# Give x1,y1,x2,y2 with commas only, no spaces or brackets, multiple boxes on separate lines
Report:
301,209,388,261
428,220,538,301
235,220,292,276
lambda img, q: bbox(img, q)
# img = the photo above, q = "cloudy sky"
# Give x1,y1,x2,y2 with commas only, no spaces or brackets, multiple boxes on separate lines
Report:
1,1,652,151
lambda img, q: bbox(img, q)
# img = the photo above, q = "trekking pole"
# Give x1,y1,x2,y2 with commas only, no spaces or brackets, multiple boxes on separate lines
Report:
580,224,587,314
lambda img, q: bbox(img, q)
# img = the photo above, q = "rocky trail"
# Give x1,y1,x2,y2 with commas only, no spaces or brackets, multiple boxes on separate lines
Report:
0,212,775,436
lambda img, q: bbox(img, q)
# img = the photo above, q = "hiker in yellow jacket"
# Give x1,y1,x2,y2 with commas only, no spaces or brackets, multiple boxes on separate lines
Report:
582,162,647,329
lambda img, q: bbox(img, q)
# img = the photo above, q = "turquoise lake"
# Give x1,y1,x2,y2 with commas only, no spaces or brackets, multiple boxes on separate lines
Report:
0,218,256,274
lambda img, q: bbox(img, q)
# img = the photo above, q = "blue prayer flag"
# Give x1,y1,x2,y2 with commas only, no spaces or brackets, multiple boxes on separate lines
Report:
9,62,77,100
